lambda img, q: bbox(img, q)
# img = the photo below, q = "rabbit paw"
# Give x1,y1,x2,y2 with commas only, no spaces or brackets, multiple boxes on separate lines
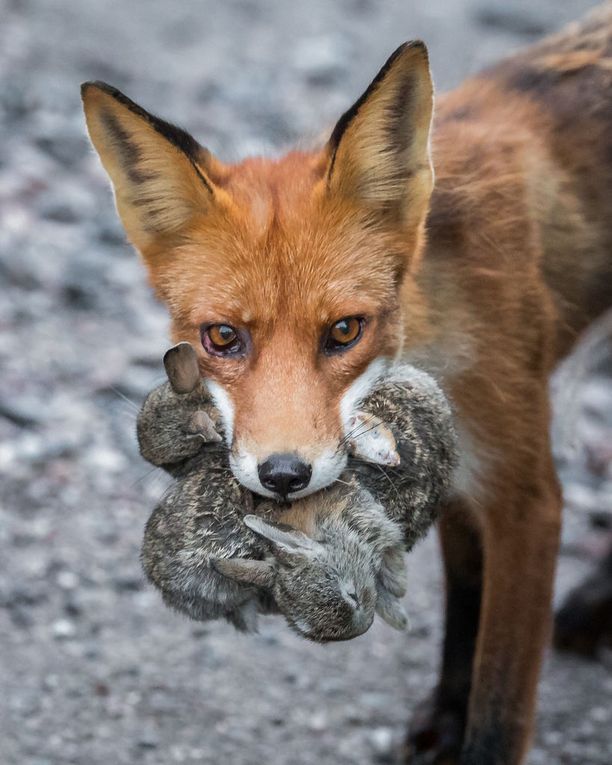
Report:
376,545,408,630
186,410,223,443
375,585,409,631
226,599,260,633
379,546,408,598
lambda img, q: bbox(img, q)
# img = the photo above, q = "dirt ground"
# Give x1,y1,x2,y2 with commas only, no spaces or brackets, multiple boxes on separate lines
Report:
1,0,611,763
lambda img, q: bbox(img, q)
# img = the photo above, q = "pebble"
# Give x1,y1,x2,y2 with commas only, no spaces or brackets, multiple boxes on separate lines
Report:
52,619,77,639
137,730,160,749
0,396,43,428
307,711,328,731
57,570,80,590
367,726,394,754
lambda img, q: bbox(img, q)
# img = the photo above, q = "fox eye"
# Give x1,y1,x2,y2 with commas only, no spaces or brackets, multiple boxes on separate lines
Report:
324,317,364,354
201,324,243,356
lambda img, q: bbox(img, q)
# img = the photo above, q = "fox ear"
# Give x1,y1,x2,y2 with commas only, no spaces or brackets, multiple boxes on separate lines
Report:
326,42,434,228
81,81,221,252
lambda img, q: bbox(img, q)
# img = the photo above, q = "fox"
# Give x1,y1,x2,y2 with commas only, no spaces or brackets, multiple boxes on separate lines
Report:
81,4,612,764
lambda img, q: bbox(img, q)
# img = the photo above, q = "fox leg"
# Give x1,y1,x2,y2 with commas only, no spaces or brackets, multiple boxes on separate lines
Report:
554,539,612,657
459,458,562,765
405,498,483,763
406,373,562,765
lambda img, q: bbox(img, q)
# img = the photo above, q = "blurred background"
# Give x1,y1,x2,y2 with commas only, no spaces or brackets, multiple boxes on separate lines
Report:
0,1,611,763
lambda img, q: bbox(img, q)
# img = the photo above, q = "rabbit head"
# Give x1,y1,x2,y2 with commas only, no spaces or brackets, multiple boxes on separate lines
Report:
215,514,378,642
137,342,222,471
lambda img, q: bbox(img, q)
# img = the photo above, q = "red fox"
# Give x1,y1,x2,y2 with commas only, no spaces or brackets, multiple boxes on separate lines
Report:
81,4,612,764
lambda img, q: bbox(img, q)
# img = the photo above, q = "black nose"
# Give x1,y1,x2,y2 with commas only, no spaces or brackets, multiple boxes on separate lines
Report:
257,453,312,498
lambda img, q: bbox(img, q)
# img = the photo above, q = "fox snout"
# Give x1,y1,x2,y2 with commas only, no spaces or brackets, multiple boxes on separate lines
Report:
217,357,391,501
257,453,313,500
229,438,348,502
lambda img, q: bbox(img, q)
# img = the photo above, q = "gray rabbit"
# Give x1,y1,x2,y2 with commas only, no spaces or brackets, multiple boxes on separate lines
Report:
139,343,270,632
348,365,458,552
138,343,457,640
215,366,458,641
215,481,409,641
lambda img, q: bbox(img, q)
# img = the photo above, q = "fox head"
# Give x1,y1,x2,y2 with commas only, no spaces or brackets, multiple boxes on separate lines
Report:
82,42,434,500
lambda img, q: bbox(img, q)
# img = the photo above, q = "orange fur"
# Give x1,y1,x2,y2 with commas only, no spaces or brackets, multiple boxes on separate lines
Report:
82,7,612,763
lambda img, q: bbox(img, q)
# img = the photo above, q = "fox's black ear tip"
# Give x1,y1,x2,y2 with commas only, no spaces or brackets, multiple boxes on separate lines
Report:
80,80,118,101
400,40,429,59
80,81,94,100
380,40,429,77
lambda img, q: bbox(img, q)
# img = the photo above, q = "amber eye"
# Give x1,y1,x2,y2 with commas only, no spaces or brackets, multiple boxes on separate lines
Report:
201,324,243,356
324,317,364,354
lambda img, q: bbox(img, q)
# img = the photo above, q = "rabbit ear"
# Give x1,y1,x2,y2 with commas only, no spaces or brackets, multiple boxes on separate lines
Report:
163,342,200,394
375,590,409,631
213,558,275,589
347,412,400,467
243,515,320,557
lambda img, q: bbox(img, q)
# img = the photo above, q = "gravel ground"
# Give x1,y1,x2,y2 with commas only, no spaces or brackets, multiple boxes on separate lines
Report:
1,1,611,763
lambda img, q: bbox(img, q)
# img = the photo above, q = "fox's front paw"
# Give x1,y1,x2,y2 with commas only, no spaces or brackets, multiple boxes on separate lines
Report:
404,696,464,764
346,411,400,467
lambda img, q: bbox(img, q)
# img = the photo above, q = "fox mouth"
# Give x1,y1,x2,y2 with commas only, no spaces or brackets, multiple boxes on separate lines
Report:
229,448,348,501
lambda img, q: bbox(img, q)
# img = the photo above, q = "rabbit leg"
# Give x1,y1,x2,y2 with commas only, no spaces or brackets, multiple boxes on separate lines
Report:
226,599,260,633
379,545,407,598
375,584,408,631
